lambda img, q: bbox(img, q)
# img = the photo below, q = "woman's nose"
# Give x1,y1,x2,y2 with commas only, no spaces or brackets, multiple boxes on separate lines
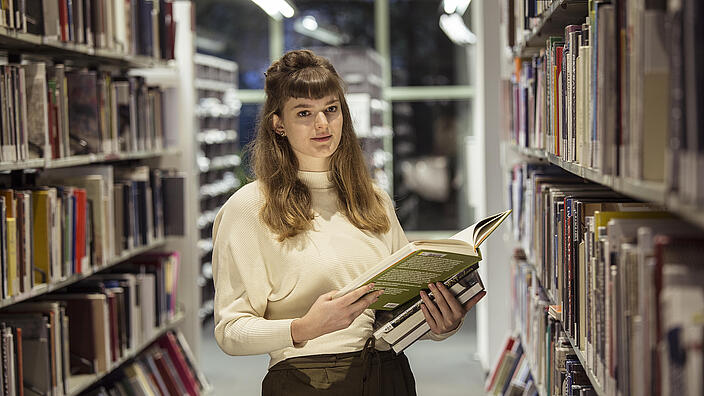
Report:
315,112,328,129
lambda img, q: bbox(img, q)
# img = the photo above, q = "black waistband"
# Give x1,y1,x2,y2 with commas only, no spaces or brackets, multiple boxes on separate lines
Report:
268,348,399,371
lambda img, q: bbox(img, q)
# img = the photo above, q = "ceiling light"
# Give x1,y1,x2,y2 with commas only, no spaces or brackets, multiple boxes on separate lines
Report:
301,15,318,31
293,17,347,46
443,0,472,15
251,0,295,20
439,13,477,46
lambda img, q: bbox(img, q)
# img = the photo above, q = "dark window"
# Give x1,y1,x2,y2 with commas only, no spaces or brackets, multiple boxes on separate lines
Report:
239,103,262,177
390,0,470,86
392,100,472,231
195,0,270,89
284,0,375,51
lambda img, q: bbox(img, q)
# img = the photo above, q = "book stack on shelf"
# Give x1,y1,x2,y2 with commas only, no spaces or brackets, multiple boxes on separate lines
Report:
0,2,209,394
311,47,392,192
193,53,242,324
498,1,704,396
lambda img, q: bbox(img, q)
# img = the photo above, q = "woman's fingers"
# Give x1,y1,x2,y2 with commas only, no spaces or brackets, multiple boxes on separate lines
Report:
339,283,375,305
463,291,487,311
420,303,437,330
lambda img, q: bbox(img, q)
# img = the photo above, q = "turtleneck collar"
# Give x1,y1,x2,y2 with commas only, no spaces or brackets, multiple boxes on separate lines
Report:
298,170,334,190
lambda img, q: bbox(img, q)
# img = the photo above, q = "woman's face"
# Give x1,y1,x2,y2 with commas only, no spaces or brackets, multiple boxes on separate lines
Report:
273,95,343,172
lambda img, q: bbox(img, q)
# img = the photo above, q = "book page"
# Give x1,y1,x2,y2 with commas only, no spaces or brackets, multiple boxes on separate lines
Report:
450,209,512,247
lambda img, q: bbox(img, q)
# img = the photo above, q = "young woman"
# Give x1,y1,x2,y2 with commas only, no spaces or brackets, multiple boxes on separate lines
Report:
211,49,485,396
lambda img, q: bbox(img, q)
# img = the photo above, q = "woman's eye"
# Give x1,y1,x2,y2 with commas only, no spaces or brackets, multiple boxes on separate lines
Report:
326,105,338,112
297,110,310,117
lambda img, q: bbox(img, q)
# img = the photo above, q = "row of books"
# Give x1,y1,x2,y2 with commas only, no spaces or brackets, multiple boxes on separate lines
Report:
0,254,180,396
3,0,176,60
507,161,704,395
0,165,185,300
504,0,704,205
84,330,210,396
1,61,169,163
509,253,599,396
488,332,599,396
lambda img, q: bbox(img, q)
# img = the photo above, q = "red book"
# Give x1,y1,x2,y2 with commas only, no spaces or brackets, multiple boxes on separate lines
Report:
157,332,199,396
152,350,185,396
58,0,69,41
15,327,23,396
73,188,87,274
106,291,119,362
554,46,564,157
485,336,516,392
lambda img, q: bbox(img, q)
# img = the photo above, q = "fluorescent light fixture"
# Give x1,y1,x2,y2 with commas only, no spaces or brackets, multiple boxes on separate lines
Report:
251,0,295,20
301,15,318,31
443,0,472,15
293,15,347,46
439,13,477,45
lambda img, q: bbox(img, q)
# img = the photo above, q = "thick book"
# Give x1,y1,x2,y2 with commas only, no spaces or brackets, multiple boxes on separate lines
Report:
334,209,510,310
380,269,485,354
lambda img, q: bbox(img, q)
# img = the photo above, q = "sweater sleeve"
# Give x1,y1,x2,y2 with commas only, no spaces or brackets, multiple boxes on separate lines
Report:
211,191,297,356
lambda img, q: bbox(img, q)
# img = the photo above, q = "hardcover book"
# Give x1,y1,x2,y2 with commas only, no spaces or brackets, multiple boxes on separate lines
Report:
334,209,510,310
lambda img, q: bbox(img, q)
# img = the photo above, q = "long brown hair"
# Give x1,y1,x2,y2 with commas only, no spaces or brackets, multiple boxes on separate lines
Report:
250,49,390,241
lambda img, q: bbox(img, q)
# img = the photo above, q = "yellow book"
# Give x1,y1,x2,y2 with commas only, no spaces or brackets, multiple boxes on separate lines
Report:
32,189,53,285
594,211,671,239
6,218,17,296
0,189,15,217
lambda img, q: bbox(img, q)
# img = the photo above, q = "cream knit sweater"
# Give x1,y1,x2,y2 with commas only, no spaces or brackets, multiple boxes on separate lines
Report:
212,170,455,368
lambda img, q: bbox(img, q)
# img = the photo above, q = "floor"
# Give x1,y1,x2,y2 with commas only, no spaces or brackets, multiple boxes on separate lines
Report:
199,310,488,396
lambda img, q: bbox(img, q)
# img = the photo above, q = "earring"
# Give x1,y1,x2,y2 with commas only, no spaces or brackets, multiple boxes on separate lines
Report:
279,131,286,137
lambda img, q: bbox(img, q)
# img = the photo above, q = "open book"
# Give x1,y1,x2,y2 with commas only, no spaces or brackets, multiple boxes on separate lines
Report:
334,209,511,310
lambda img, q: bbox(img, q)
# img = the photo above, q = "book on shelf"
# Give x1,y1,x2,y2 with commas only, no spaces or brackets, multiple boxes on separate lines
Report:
334,209,511,310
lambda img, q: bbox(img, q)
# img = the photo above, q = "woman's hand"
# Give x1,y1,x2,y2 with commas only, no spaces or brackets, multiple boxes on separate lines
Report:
291,284,384,344
420,282,487,335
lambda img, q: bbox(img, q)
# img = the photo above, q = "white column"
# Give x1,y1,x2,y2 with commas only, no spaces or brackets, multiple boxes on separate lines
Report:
471,0,512,371
173,0,201,360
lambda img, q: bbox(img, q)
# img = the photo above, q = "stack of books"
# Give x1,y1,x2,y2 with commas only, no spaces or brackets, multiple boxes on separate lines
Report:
335,210,511,354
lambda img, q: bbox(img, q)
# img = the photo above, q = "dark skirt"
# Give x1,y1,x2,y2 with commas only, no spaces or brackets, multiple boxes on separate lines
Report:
261,345,416,396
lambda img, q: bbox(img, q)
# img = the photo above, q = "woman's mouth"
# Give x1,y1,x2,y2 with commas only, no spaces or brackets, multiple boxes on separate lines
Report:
311,135,332,142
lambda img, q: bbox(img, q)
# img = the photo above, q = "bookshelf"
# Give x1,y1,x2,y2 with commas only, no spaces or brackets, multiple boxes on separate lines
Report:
513,0,589,57
193,53,241,325
0,1,211,395
496,0,704,395
0,28,172,68
508,143,704,230
0,148,182,172
0,238,169,310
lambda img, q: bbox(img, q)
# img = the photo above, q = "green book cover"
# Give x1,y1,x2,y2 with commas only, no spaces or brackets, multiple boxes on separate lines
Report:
335,209,511,310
